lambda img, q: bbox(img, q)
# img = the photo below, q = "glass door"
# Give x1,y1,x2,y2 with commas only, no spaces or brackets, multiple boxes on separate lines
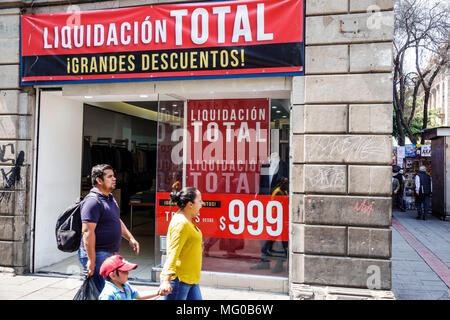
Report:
154,96,290,277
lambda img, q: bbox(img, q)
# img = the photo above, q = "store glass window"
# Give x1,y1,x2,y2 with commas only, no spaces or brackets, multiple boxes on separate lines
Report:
155,96,290,277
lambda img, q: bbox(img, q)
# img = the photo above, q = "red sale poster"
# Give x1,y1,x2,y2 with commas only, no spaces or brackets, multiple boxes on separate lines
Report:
186,98,270,194
155,98,290,241
156,192,289,241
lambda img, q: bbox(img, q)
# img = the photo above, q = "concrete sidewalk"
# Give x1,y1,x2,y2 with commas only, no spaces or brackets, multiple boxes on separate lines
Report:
391,209,450,300
2,209,450,300
0,273,290,300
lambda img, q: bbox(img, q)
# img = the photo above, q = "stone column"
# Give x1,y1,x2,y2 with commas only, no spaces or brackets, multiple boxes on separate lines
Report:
289,0,395,300
446,78,449,127
0,6,34,274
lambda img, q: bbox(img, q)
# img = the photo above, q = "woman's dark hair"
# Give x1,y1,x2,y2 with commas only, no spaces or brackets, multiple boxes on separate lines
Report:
91,164,113,186
170,187,198,209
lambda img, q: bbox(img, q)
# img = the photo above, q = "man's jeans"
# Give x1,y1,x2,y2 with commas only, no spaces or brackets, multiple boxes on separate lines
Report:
417,195,431,217
163,277,202,300
78,248,113,292
396,192,405,210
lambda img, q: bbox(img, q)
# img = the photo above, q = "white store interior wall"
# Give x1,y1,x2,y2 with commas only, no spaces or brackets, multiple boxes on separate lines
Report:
34,91,84,269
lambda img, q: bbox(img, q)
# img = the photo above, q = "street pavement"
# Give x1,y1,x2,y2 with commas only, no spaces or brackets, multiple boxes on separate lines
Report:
1,208,449,300
0,273,289,300
391,209,450,300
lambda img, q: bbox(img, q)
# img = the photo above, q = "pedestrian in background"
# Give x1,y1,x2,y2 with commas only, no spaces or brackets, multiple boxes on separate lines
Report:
415,166,432,220
392,173,400,209
394,169,406,211
158,187,204,300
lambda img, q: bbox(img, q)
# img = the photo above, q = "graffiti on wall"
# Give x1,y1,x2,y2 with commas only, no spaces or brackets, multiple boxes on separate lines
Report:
354,199,374,217
307,136,388,162
305,166,346,192
0,143,16,163
0,142,25,205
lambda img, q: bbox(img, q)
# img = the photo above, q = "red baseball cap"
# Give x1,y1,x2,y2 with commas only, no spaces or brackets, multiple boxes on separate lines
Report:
99,255,138,278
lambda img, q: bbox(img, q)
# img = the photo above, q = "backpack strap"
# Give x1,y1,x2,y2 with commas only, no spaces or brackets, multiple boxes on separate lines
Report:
84,192,105,217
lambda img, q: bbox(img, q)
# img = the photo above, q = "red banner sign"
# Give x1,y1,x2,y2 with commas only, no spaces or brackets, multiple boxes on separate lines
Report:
156,192,289,241
21,0,304,84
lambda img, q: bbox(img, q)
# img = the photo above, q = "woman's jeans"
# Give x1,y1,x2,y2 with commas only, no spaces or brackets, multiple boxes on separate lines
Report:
78,248,113,292
164,277,202,300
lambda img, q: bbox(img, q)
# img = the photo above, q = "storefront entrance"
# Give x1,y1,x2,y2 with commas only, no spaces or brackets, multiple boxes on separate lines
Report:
32,79,291,291
33,90,159,280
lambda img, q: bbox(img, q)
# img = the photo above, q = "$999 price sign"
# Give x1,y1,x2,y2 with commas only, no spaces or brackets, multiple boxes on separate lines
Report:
156,193,288,241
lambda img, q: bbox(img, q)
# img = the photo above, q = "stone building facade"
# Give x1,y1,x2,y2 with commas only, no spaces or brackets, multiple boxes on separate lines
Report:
425,69,449,127
0,0,395,299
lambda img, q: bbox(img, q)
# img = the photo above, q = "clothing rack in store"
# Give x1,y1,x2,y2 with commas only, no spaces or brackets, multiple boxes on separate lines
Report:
96,137,112,147
137,143,150,149
139,143,157,150
84,135,93,145
114,139,129,149
131,141,157,153
136,143,157,151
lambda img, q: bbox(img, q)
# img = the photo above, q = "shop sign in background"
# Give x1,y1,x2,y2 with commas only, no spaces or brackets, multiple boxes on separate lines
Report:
405,144,419,157
397,146,405,167
421,144,431,157
21,0,304,84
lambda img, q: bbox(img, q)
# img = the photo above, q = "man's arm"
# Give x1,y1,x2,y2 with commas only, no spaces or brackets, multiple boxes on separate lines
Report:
81,222,97,276
415,175,420,194
393,179,399,193
120,219,140,254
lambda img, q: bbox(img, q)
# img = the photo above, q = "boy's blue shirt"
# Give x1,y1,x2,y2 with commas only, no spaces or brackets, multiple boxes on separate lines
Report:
98,280,139,300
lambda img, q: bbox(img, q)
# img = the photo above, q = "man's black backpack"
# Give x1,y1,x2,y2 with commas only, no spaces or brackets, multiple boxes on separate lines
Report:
55,193,103,252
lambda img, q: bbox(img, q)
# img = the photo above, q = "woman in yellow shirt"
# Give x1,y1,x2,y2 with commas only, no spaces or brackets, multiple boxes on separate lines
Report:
158,187,203,300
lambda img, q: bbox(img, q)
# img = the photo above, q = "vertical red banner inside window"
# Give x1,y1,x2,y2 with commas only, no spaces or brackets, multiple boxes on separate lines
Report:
155,98,289,241
186,99,269,194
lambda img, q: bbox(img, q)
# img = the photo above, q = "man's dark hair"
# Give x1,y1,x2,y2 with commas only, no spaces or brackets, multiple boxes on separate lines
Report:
91,164,113,187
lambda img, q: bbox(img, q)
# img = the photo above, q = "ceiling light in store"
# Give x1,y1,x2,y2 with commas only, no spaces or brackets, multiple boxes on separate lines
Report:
174,111,179,114
161,107,166,111
172,104,177,107
276,110,281,113
282,116,287,118
272,106,277,109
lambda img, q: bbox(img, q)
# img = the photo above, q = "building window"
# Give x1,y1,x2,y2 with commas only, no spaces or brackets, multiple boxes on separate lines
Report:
155,97,290,277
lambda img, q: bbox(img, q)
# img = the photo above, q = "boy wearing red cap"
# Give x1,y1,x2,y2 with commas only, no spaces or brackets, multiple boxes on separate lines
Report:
98,255,159,300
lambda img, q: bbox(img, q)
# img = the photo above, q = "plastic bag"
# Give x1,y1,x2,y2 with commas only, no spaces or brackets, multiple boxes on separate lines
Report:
73,277,100,300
